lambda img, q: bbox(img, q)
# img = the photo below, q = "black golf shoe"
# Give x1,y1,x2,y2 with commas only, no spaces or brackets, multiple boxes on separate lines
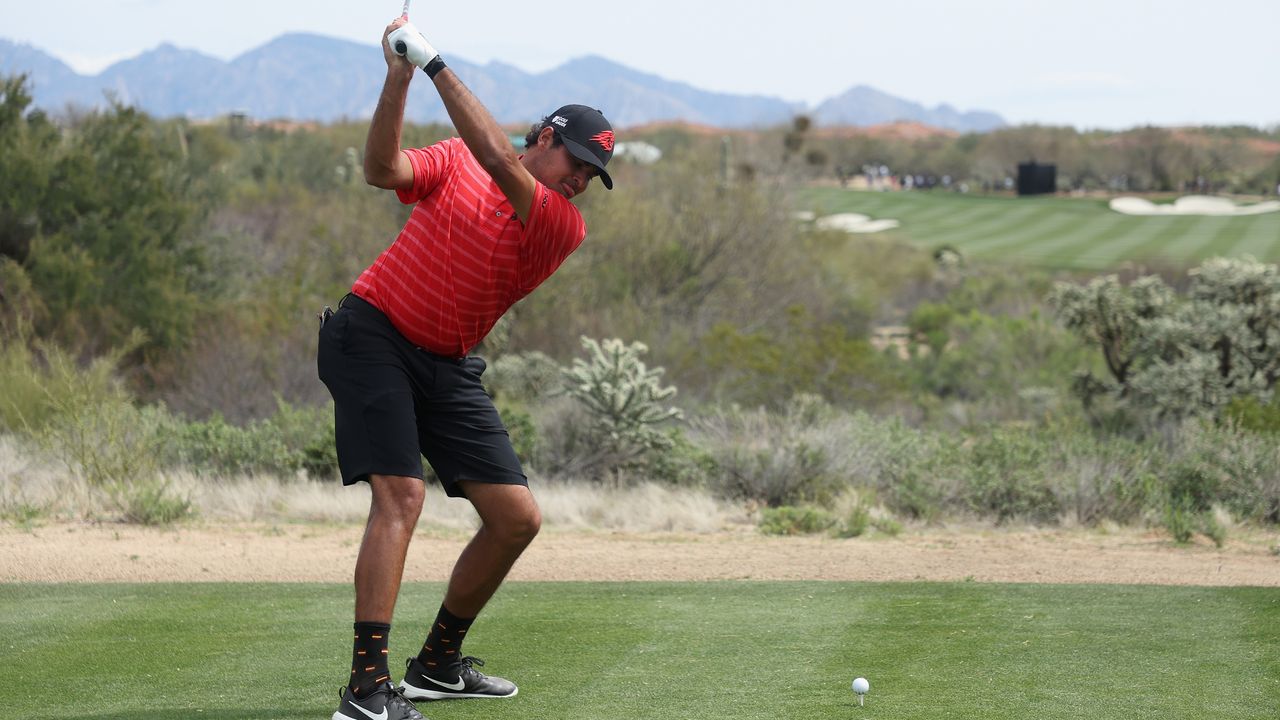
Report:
400,655,518,700
333,682,426,720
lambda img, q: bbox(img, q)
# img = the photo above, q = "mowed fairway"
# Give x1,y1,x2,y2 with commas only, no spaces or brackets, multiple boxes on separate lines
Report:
3,581,1277,719
801,188,1280,269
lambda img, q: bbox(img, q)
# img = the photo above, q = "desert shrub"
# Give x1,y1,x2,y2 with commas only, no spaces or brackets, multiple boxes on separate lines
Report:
116,477,193,526
872,515,904,537
1164,495,1197,543
161,398,337,479
689,306,904,410
496,402,538,470
758,506,836,536
696,397,846,507
906,308,1091,425
645,428,718,487
44,400,167,491
1202,509,1229,548
163,414,287,476
1164,421,1280,523
265,399,338,478
488,350,564,404
1223,395,1280,436
0,333,141,436
835,501,871,539
959,428,1060,523
696,396,957,515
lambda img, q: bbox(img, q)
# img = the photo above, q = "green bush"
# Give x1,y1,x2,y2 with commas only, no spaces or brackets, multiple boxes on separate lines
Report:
1161,421,1280,523
1223,395,1280,436
488,351,564,404
961,429,1060,523
0,333,140,436
872,515,904,537
496,402,539,470
758,506,836,536
1164,496,1197,544
116,478,193,526
162,399,337,479
646,428,717,487
697,398,847,507
835,502,870,538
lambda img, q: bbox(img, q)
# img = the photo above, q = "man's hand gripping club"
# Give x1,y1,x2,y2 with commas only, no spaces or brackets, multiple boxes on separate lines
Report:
387,22,443,75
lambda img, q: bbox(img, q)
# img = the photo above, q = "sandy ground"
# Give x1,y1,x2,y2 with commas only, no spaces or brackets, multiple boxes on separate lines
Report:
2,521,1278,586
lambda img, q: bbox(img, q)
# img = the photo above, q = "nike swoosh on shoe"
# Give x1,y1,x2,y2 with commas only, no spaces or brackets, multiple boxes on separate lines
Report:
340,704,388,720
424,675,466,691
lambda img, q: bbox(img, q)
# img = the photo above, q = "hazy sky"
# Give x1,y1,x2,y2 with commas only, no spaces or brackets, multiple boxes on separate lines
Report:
3,0,1278,129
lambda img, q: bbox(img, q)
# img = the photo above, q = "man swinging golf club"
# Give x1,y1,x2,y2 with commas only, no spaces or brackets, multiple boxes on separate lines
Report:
322,9,615,720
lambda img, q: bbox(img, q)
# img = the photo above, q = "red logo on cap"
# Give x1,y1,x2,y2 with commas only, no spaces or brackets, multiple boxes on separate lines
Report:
591,131,615,152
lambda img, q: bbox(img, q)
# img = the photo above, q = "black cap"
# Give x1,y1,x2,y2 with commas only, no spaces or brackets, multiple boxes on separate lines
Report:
548,104,615,190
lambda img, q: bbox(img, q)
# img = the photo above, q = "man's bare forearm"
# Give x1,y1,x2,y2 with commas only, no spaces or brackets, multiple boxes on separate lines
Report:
430,68,518,173
364,69,414,187
431,67,533,215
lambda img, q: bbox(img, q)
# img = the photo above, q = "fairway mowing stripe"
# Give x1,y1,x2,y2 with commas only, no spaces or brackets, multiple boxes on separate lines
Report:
1149,215,1234,264
1267,219,1280,262
1195,216,1259,260
1223,214,1280,261
896,196,994,226
912,201,1006,238
1122,216,1206,266
1009,212,1132,264
1072,215,1180,268
813,189,900,216
955,211,1081,257
914,204,1045,248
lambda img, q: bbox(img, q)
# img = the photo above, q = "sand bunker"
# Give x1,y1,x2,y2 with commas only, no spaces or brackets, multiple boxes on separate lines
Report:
1110,195,1280,216
815,212,901,233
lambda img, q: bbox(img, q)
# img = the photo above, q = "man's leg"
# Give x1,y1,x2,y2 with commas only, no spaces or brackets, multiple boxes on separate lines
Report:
343,474,424,702
337,476,427,720
401,481,538,701
444,481,541,616
356,474,426,621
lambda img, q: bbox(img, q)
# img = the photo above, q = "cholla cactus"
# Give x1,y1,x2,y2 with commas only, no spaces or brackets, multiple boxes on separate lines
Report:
564,337,682,455
1050,256,1280,422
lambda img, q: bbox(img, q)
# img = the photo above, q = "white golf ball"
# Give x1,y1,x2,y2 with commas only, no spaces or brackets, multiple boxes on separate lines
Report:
851,677,870,694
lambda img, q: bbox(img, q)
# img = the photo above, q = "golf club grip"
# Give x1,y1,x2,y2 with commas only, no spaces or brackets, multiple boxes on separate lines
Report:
395,40,407,54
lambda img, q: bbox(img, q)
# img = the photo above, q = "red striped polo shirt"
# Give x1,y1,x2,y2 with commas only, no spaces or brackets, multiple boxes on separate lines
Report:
352,137,587,357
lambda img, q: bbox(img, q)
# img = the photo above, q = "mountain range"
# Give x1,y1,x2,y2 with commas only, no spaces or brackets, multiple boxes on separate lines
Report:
0,34,1006,132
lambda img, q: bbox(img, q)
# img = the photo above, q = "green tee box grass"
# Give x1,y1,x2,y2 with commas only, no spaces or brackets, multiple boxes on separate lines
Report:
2,581,1277,719
799,188,1280,270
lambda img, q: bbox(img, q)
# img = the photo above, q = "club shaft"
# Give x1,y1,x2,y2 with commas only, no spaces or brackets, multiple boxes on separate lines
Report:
401,0,411,18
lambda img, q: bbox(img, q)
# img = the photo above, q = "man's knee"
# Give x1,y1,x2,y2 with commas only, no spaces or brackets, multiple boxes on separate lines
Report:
504,503,541,546
368,474,426,525
487,497,541,549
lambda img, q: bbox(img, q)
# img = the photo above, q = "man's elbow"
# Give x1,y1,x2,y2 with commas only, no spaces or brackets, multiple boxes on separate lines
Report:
363,162,396,189
476,149,522,183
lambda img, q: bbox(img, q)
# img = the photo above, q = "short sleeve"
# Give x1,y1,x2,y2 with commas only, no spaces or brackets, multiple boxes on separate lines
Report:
395,138,458,204
518,182,587,292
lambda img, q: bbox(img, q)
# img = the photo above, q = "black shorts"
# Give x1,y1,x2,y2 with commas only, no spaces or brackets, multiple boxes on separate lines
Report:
316,294,526,497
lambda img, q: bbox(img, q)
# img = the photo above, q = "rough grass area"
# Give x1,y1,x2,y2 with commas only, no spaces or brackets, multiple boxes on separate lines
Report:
0,437,745,532
800,188,1280,269
1,581,1275,719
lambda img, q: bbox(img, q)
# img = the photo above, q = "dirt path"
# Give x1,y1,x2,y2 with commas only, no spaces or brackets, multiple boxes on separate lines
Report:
3,522,1278,586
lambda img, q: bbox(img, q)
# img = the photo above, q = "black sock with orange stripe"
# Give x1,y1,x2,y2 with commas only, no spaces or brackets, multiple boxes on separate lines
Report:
416,604,474,674
349,621,392,699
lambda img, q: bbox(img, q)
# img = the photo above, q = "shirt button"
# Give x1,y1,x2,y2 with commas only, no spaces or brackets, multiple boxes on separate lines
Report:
495,210,503,217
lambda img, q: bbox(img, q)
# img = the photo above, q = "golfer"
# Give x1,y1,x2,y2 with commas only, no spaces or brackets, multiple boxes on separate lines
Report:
320,16,615,720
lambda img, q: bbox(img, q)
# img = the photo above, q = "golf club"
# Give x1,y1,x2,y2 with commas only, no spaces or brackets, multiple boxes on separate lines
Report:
395,0,412,54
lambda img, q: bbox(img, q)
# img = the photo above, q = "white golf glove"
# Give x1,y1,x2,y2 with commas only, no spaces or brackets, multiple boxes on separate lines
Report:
388,23,438,69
